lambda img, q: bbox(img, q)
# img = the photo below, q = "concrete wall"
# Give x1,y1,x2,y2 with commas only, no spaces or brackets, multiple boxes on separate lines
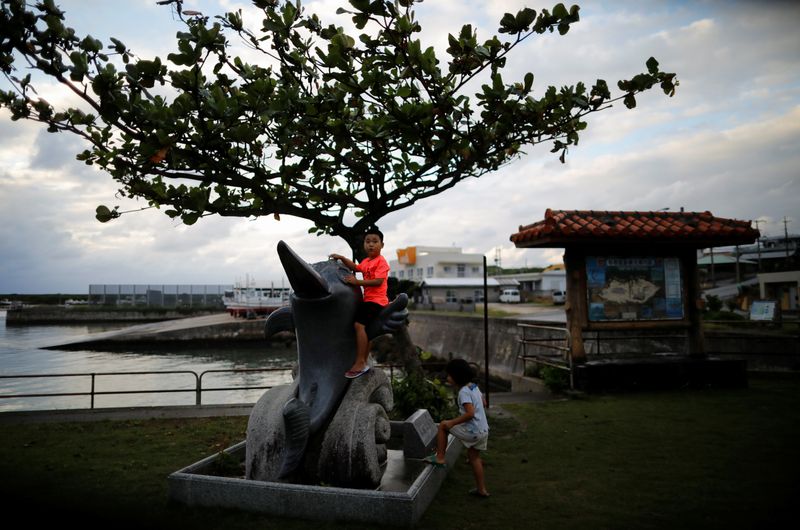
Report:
5,307,221,323
407,313,565,379
406,313,800,377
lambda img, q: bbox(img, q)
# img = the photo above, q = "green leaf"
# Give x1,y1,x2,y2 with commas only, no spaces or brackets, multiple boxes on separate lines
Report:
181,212,200,225
524,72,534,92
623,93,637,109
646,57,659,75
95,205,116,223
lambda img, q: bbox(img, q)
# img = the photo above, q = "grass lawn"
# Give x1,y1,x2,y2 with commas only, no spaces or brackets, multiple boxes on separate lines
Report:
1,375,797,529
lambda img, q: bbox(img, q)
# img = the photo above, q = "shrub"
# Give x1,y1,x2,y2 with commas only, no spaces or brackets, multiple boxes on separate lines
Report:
390,373,457,423
705,295,723,312
540,365,570,393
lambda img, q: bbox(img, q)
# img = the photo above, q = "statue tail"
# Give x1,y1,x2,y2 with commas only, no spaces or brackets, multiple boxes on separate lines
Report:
278,397,310,478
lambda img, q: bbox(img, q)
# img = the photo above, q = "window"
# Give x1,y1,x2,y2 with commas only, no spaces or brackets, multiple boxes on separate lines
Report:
457,264,465,278
417,268,423,278
399,270,404,279
474,289,484,303
445,290,458,303
408,268,414,278
427,266,434,276
443,266,452,273
471,266,480,274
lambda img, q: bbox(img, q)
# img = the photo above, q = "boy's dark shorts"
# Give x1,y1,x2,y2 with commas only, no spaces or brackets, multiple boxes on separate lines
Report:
355,301,384,326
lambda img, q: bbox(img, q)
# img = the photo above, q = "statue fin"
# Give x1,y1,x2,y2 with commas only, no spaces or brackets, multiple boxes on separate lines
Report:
264,305,294,339
278,397,310,478
366,293,409,340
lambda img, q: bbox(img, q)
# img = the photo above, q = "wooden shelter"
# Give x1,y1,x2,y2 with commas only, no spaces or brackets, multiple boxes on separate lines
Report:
510,210,759,374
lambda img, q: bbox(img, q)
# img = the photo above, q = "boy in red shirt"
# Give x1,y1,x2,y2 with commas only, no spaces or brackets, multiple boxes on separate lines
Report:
329,227,390,379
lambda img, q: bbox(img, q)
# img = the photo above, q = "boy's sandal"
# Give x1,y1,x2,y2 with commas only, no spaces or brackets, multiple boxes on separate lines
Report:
422,455,446,468
468,488,490,498
345,366,370,379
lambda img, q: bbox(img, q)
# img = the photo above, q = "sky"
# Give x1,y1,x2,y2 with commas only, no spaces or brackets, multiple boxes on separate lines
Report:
1,0,798,293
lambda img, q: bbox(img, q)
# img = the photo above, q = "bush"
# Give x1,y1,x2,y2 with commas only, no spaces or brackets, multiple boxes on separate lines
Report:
705,295,723,312
390,373,457,423
704,310,746,321
540,365,570,393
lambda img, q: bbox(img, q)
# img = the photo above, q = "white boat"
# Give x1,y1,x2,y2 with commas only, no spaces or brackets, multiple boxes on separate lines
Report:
222,279,290,318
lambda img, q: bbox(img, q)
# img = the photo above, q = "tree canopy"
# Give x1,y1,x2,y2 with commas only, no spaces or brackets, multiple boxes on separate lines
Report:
0,0,677,253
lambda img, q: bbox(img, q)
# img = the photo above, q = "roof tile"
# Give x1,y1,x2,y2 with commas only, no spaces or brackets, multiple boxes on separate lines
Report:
510,209,759,248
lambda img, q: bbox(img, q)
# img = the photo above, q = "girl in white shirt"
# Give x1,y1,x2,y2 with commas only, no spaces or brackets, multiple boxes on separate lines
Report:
424,358,490,497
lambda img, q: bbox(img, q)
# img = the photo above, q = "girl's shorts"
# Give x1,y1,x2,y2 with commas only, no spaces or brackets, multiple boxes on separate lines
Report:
449,424,489,451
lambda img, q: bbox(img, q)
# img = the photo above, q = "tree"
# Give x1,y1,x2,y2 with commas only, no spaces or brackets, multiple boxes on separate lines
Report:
0,0,676,257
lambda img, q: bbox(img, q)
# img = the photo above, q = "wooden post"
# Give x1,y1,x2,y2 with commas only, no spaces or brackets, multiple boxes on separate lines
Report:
564,247,587,363
684,250,706,357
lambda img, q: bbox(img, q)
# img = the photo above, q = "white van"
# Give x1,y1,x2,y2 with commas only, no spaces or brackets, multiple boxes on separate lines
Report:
551,290,566,304
499,288,521,303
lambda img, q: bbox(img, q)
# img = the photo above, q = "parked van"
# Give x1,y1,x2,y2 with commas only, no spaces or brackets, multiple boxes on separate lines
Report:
551,290,566,304
499,288,521,303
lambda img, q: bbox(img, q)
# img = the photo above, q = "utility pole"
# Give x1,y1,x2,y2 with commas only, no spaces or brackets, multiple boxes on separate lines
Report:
782,216,792,259
753,219,765,272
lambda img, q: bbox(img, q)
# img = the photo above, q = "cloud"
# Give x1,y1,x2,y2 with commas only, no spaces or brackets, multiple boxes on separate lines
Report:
1,0,798,291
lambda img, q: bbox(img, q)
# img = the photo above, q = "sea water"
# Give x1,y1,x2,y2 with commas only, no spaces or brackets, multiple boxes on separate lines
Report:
0,311,294,412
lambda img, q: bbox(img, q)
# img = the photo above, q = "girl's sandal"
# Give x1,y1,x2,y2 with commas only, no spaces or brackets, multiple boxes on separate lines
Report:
422,455,446,468
468,488,490,498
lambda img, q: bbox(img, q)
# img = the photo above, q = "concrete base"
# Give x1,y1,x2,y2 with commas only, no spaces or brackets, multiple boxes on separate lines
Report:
168,420,462,527
574,356,749,392
510,373,551,393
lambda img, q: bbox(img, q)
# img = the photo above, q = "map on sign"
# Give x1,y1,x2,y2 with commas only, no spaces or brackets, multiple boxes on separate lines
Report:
749,300,777,321
586,256,684,321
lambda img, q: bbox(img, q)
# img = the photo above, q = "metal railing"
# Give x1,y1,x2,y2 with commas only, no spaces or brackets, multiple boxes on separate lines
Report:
515,323,573,389
0,368,290,409
0,364,412,410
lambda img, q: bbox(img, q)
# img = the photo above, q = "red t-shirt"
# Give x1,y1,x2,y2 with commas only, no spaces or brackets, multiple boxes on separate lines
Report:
355,255,390,306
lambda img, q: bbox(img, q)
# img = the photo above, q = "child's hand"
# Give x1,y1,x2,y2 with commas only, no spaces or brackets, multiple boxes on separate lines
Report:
343,274,358,285
329,253,344,261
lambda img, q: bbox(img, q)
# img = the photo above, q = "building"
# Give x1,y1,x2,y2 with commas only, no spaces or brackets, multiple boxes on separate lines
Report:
388,246,484,281
510,209,759,366
492,263,566,300
757,271,800,311
418,277,518,306
88,284,232,307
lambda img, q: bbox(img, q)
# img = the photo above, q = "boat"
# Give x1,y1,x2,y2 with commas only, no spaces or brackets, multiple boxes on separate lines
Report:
222,279,291,318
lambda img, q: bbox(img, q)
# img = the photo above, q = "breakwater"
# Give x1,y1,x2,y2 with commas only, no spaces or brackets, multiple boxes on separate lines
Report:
5,306,223,324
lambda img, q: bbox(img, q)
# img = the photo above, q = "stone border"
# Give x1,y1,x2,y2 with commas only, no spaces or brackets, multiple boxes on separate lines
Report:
168,424,462,527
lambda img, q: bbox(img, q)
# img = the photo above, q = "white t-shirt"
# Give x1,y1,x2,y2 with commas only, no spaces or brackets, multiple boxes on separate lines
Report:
457,383,489,434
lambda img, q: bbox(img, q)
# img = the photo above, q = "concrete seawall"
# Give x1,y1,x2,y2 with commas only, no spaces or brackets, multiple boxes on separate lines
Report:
46,313,270,349
406,313,799,374
407,313,524,379
6,307,222,324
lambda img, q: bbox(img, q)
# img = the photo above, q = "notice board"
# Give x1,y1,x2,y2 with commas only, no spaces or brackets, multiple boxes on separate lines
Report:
586,256,684,321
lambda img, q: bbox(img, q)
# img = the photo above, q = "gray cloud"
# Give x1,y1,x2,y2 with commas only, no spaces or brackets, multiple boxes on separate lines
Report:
0,0,798,291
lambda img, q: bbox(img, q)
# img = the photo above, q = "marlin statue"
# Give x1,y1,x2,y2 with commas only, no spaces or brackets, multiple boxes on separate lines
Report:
245,241,408,483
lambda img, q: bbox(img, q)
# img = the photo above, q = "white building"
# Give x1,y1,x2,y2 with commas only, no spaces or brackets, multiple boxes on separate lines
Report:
388,246,485,281
419,277,519,304
492,264,567,299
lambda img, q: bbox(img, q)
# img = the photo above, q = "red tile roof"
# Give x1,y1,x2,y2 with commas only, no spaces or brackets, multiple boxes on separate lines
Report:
511,209,759,248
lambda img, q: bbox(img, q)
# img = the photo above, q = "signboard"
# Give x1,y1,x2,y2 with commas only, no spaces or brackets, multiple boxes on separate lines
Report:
749,300,777,321
586,257,684,321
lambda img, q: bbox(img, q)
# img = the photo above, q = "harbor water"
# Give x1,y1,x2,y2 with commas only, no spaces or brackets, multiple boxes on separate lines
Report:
0,310,294,412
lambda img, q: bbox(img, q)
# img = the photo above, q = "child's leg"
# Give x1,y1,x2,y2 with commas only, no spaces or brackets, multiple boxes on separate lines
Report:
350,322,369,372
467,447,488,495
433,422,448,463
